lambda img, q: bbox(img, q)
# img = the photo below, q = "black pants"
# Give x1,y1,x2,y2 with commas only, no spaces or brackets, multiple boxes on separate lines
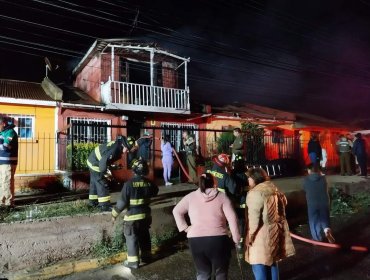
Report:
124,218,152,264
89,170,110,207
340,152,352,175
188,235,232,280
357,154,368,176
235,208,246,242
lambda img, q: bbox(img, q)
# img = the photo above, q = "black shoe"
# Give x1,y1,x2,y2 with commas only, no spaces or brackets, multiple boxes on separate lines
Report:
123,260,139,269
141,255,152,264
88,201,98,208
99,205,112,212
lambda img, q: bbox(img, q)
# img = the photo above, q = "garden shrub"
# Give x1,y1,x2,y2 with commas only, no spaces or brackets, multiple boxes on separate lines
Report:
67,142,99,171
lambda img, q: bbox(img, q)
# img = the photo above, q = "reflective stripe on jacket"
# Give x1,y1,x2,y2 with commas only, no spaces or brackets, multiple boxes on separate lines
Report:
112,175,158,221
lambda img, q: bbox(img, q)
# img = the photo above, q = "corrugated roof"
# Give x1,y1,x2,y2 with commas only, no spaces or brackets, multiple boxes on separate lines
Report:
0,79,54,101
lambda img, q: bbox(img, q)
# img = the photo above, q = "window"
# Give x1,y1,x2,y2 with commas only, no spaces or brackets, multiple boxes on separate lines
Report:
272,129,284,144
67,117,111,143
8,114,35,139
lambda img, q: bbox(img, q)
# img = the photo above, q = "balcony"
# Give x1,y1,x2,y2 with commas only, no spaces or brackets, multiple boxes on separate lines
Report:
101,80,190,114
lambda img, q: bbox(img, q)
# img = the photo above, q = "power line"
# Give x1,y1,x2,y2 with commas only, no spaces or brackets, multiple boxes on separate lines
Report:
2,0,370,92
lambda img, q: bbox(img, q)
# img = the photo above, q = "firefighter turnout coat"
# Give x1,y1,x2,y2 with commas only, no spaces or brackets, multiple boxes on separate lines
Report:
112,175,159,265
87,140,124,206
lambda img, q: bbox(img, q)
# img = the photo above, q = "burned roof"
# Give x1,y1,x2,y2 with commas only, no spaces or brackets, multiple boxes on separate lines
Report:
59,84,102,106
73,38,189,76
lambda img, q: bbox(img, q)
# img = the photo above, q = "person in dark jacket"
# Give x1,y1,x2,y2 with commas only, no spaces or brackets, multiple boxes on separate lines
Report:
0,116,18,208
230,128,244,162
307,134,322,165
231,154,248,248
136,132,153,162
352,133,367,177
302,164,335,243
87,136,130,211
112,159,158,269
206,153,237,197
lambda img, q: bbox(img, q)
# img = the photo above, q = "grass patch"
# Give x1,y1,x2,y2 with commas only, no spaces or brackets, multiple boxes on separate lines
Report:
331,187,370,215
91,224,179,259
151,228,178,247
1,200,99,223
92,221,126,258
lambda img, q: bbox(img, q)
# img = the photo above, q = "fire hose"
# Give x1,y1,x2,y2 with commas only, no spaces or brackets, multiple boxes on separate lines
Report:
172,148,368,253
290,232,368,252
172,148,192,182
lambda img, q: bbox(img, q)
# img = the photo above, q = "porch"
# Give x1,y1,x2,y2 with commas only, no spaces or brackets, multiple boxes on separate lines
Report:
101,80,190,114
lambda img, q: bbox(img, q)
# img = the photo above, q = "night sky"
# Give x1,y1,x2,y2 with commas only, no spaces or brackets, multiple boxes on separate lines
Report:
1,0,370,127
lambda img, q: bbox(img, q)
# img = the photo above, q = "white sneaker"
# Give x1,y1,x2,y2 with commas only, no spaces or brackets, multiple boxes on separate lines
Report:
165,182,173,186
324,228,336,244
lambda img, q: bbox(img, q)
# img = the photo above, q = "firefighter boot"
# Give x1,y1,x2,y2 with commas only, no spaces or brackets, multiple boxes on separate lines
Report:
123,260,139,269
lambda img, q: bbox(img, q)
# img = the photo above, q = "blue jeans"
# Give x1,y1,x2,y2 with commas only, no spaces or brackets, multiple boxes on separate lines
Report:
308,207,330,241
251,263,279,280
309,152,318,164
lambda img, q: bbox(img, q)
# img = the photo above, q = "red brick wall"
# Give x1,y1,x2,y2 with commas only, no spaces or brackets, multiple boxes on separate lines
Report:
162,61,177,88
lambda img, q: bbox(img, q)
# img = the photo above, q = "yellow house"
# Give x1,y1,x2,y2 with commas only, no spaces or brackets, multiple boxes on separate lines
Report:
0,79,58,177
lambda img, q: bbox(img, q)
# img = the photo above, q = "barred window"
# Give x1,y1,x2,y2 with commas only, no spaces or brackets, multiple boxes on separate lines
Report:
7,114,35,139
161,122,198,151
67,117,111,143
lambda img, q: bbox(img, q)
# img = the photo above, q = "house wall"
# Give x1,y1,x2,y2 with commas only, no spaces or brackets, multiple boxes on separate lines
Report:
162,61,177,88
101,54,120,82
0,104,56,174
74,55,102,102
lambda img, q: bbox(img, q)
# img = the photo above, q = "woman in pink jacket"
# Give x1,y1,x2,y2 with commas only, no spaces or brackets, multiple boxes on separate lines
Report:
173,173,240,280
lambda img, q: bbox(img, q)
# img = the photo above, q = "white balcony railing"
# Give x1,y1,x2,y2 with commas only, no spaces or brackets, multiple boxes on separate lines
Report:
101,81,190,114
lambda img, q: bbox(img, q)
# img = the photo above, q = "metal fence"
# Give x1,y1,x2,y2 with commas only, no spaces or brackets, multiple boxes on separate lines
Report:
16,124,341,176
16,135,56,174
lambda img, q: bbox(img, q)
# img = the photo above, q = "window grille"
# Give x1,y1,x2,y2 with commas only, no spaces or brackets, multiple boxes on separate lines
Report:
67,117,111,143
160,122,198,151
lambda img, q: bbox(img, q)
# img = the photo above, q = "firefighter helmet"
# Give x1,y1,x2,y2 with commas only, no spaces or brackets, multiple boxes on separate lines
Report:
131,158,149,175
127,136,136,148
116,135,130,150
213,153,230,167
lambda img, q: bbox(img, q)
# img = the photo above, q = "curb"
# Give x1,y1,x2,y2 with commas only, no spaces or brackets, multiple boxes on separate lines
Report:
10,253,126,280
9,245,167,280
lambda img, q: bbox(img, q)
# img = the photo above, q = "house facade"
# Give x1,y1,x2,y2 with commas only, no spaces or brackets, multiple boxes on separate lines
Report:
0,79,58,189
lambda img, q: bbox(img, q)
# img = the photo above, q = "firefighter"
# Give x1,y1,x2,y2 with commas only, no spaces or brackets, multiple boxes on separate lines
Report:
206,153,237,197
111,158,159,269
126,136,138,165
86,136,130,211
